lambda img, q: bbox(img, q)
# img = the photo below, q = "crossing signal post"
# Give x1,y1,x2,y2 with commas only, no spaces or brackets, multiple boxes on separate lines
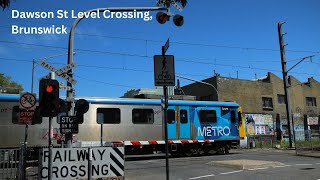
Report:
39,79,59,117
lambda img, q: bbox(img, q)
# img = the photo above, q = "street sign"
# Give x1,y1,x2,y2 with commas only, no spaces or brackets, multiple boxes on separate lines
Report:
162,38,170,54
154,55,175,86
59,116,79,134
39,60,77,85
19,109,34,124
20,92,36,110
19,92,36,124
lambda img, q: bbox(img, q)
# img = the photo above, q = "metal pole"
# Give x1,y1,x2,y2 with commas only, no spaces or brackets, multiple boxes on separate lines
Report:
163,85,169,180
176,75,219,100
66,7,168,147
48,116,53,180
88,148,92,180
277,22,293,148
101,124,103,146
161,43,170,180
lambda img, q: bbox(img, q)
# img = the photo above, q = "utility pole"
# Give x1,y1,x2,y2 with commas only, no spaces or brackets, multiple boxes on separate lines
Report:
277,22,293,148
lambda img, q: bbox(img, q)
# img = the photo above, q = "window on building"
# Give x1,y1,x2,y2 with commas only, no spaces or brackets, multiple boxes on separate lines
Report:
132,109,154,124
199,110,217,123
180,110,188,124
97,108,121,124
306,97,317,107
262,97,273,110
167,109,175,124
277,94,286,104
231,110,236,123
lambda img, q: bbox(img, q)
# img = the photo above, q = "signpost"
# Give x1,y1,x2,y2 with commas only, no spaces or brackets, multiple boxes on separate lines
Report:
154,38,175,180
19,92,36,124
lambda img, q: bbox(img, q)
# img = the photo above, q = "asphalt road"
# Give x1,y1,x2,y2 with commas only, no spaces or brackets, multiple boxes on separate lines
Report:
124,149,320,180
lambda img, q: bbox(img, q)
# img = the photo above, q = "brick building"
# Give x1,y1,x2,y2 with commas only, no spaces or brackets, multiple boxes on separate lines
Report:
181,72,320,141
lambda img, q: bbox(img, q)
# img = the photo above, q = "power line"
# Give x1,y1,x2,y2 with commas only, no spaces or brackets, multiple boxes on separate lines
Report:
1,23,319,54
0,55,319,78
3,39,318,67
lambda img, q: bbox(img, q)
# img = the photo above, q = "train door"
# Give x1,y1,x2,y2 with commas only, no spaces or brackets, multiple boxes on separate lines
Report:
227,108,239,137
179,106,191,139
167,106,177,139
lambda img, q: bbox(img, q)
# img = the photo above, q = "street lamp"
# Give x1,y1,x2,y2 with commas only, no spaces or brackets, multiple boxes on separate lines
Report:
176,75,219,100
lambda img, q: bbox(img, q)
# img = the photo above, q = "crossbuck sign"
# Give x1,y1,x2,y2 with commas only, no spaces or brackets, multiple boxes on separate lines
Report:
39,60,77,85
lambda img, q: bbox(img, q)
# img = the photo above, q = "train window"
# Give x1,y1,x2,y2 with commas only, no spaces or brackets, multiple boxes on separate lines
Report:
231,110,236,123
167,110,175,124
199,110,217,123
132,109,154,124
180,110,188,123
96,108,121,124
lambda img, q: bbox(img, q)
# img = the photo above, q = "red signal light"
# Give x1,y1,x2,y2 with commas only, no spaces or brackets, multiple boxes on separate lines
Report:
46,85,54,93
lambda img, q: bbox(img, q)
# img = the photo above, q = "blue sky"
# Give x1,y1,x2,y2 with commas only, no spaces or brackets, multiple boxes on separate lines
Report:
0,0,319,98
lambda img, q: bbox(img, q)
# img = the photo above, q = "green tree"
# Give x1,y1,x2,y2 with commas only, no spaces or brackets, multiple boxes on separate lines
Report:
157,0,188,8
0,0,11,10
0,73,23,92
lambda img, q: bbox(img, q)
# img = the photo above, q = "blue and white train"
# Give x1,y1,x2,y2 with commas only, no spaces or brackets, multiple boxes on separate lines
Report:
0,94,242,156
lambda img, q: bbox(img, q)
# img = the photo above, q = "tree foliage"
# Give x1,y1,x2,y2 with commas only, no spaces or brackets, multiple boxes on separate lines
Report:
157,0,188,8
0,73,23,92
0,0,10,10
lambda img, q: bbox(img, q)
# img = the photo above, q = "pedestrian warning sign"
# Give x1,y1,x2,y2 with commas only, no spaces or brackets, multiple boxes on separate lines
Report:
154,55,175,86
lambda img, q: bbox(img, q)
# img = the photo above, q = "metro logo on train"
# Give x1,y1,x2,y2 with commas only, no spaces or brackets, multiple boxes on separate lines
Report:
197,126,231,138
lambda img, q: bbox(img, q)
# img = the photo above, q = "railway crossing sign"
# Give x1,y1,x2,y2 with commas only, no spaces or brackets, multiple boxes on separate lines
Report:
39,60,77,85
154,55,175,86
19,92,36,124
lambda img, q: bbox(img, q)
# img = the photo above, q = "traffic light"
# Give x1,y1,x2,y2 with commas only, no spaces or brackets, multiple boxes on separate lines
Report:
58,98,72,113
12,105,19,124
156,12,184,27
75,99,89,124
156,12,170,24
32,106,42,125
173,14,184,27
39,79,59,117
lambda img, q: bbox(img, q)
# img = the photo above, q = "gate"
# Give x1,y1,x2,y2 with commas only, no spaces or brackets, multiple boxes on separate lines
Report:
0,148,19,179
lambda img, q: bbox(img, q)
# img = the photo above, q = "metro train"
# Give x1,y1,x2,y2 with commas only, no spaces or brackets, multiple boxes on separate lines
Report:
0,94,244,156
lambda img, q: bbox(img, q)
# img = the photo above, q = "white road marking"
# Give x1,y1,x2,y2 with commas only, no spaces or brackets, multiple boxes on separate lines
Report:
294,164,313,166
315,163,320,165
273,165,292,168
189,174,215,179
247,167,269,171
220,170,243,175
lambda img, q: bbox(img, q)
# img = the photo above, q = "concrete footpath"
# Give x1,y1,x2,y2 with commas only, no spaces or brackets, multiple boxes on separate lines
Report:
207,159,285,170
208,148,320,169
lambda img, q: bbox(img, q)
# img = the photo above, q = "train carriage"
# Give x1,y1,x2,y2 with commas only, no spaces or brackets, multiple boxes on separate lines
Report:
0,94,242,156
